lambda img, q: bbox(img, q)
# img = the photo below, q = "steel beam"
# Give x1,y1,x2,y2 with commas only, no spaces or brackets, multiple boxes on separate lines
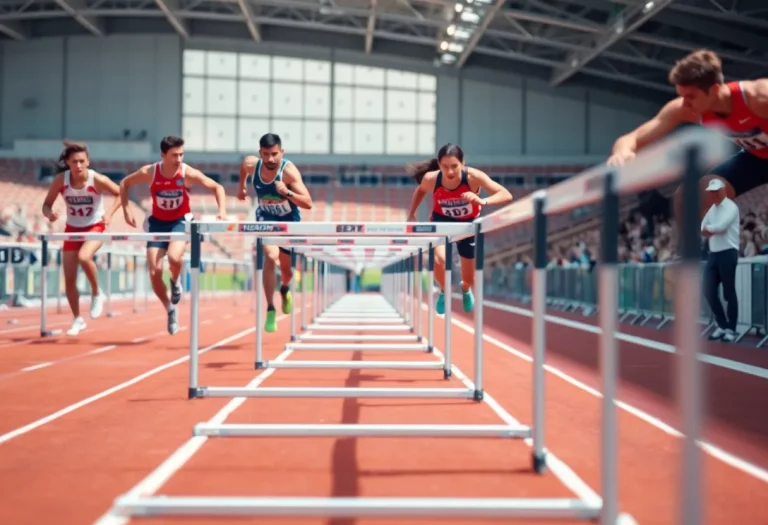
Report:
236,0,261,42
549,0,675,87
0,20,27,40
456,0,506,68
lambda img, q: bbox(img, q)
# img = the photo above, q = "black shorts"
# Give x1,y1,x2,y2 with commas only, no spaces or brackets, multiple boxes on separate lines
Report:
146,216,186,250
710,150,768,197
431,213,475,259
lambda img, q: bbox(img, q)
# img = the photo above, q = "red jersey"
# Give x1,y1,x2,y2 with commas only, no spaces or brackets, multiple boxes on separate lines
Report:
701,81,768,159
431,169,481,220
150,162,191,221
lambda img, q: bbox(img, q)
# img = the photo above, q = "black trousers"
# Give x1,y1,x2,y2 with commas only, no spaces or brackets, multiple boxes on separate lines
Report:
703,248,739,331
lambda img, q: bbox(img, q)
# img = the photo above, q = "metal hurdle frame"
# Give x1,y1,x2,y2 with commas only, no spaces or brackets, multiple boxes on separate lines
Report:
35,232,249,336
112,127,730,523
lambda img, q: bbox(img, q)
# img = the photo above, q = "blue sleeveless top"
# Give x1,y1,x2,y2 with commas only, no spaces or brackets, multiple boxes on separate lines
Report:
252,159,301,222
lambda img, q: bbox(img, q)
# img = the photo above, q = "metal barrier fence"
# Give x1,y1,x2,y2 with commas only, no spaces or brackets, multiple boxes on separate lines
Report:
0,241,253,309
483,256,768,346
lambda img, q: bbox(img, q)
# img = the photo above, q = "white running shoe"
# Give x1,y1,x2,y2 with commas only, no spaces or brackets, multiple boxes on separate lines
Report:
67,317,87,336
90,292,106,319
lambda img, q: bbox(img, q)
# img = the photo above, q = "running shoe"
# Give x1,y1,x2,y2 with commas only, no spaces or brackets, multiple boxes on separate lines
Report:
281,285,293,314
67,317,87,336
461,283,475,313
265,308,277,333
436,291,445,315
90,292,106,319
167,306,179,335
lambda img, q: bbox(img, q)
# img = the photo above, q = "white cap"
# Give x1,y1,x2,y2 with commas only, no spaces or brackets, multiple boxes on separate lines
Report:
705,178,725,192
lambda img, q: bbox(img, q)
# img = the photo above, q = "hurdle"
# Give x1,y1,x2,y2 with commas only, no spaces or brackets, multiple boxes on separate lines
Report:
36,232,250,336
112,126,730,523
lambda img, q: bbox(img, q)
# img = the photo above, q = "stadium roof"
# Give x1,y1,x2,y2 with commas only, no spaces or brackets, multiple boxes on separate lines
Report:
1,0,766,100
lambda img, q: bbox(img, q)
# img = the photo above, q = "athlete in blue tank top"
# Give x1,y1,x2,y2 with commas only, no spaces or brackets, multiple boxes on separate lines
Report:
238,133,314,333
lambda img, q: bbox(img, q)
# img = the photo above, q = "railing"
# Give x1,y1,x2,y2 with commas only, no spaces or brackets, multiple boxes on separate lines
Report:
483,257,768,347
0,241,252,308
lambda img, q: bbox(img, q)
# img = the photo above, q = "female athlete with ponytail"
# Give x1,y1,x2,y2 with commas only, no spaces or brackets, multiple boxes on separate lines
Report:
41,141,123,336
405,143,513,314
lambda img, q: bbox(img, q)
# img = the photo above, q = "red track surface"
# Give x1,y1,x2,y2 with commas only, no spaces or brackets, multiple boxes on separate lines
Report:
0,291,766,525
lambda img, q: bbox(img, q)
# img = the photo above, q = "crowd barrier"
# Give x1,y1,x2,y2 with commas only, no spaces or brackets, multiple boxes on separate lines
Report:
0,241,252,314
485,256,768,346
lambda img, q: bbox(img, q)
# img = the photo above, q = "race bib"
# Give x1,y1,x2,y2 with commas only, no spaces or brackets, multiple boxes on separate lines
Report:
156,190,184,210
438,198,473,218
259,197,292,216
65,195,95,218
733,131,768,151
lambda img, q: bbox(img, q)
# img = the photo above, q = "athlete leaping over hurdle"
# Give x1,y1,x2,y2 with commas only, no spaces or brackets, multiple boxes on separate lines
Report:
120,136,227,335
607,49,768,220
41,141,123,336
237,133,314,333
406,143,513,314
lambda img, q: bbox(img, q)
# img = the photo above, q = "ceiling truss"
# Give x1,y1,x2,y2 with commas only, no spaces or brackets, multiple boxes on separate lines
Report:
0,0,766,95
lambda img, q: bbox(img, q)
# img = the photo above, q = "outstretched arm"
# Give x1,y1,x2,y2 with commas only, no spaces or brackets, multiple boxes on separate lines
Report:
238,156,257,201
119,165,153,228
186,167,228,220
608,98,695,165
93,173,122,226
406,172,436,220
467,169,513,207
42,173,65,223
280,162,313,210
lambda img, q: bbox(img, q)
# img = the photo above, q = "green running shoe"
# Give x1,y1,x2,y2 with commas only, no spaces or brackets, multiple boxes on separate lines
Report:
282,290,293,314
436,291,445,315
264,308,277,333
462,286,474,313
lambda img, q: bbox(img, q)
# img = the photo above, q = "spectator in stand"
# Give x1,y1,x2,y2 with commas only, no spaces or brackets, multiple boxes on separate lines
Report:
701,178,740,342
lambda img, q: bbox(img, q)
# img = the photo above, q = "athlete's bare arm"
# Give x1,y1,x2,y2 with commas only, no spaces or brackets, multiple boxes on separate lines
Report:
743,78,768,118
280,162,313,210
406,171,438,221
238,155,258,201
608,98,697,166
93,173,123,227
119,165,153,228
467,168,513,207
42,173,65,222
185,167,228,220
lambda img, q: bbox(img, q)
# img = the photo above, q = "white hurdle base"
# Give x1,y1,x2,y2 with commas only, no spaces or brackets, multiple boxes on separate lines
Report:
193,423,532,438
286,342,427,351
321,313,402,318
307,324,411,331
194,387,474,398
295,334,422,342
262,360,443,370
114,496,600,520
314,317,405,324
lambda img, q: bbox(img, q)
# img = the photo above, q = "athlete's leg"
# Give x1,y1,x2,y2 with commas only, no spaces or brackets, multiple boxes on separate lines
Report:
61,249,86,335
278,248,293,314
166,239,187,305
456,238,476,313
147,246,171,308
262,245,280,332
432,244,447,314
673,151,761,222
77,240,106,318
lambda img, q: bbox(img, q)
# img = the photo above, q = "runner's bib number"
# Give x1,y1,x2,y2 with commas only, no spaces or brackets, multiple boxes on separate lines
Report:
157,191,184,210
439,201,473,218
259,198,292,216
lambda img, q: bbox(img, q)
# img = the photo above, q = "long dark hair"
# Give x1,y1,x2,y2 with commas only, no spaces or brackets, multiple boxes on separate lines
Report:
55,140,89,173
407,143,465,184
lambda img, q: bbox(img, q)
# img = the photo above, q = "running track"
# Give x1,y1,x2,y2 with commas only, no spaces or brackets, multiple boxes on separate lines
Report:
0,291,765,524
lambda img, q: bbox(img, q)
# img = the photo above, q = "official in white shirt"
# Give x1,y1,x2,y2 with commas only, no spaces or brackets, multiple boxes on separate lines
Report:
700,178,740,342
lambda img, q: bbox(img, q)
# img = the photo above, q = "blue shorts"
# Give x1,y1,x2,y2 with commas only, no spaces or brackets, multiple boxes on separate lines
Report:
710,151,768,197
146,216,186,250
431,213,476,259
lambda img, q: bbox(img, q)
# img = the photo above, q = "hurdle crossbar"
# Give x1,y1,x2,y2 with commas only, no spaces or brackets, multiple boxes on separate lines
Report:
193,423,531,438
149,126,731,523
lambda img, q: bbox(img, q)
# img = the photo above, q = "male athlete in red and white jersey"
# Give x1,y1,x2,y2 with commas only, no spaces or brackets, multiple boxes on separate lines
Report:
41,141,122,336
406,143,513,315
608,49,768,215
120,136,227,335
